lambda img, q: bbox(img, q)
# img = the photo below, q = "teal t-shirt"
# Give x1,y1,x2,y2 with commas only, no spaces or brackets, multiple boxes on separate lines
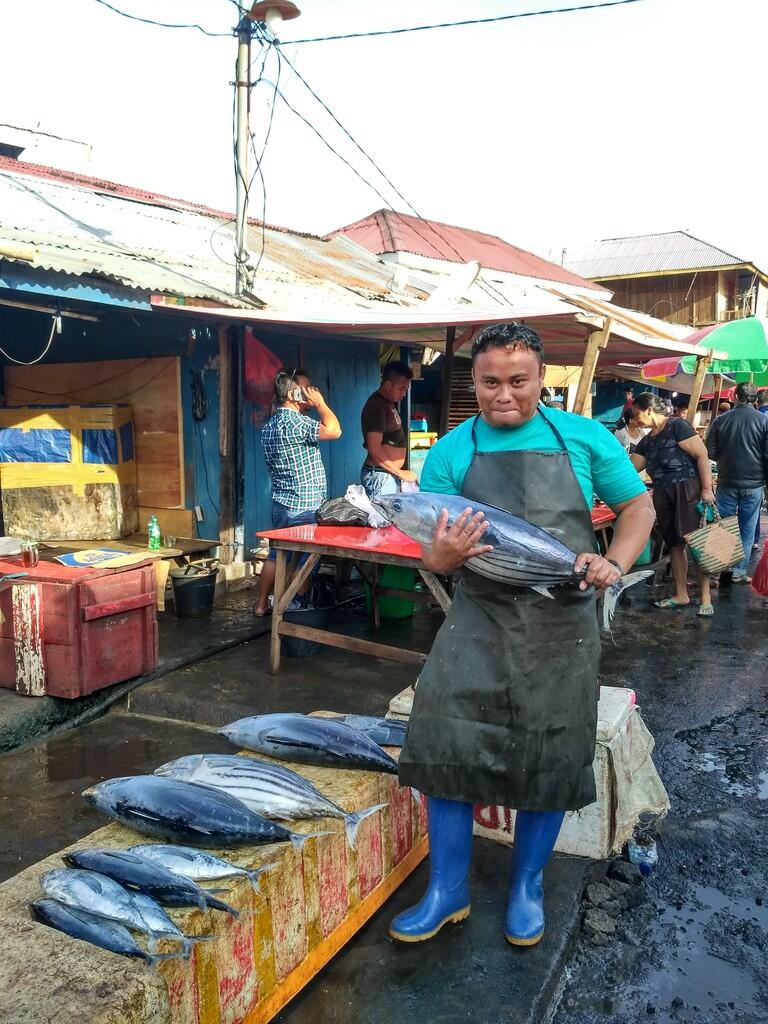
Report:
420,408,645,508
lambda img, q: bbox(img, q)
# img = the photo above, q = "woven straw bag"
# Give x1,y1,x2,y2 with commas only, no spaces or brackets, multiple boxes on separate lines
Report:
684,507,745,575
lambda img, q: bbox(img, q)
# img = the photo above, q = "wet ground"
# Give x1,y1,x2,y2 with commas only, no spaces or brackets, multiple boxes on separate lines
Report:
0,567,766,1022
553,570,768,1024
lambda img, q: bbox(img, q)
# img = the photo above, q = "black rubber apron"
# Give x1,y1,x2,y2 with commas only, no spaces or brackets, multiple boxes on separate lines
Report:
398,409,600,812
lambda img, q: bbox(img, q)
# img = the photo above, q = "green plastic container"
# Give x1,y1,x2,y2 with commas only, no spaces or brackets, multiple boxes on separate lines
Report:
364,565,417,619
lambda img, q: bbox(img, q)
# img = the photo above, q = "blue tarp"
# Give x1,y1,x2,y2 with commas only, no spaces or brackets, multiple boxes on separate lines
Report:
82,428,118,465
119,421,135,463
0,427,71,463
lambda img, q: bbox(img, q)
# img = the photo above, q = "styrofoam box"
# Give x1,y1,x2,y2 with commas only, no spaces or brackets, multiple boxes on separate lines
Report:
387,684,637,860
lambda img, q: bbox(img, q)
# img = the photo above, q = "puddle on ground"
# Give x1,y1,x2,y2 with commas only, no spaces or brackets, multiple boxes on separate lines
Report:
617,884,768,1016
693,743,768,800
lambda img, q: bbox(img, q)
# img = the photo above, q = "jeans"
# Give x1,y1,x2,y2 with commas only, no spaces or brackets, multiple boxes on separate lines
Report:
360,463,401,499
715,486,764,575
266,502,317,562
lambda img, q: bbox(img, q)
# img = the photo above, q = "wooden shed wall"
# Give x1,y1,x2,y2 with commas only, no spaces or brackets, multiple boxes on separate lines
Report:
4,357,184,508
597,271,717,327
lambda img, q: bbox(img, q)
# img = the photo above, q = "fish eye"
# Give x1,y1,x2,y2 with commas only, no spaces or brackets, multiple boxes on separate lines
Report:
392,499,402,512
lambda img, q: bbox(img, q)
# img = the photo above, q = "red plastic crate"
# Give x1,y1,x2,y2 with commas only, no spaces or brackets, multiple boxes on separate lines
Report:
0,558,158,697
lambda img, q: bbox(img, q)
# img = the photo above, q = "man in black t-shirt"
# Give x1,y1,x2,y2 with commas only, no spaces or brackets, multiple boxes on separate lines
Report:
360,361,415,498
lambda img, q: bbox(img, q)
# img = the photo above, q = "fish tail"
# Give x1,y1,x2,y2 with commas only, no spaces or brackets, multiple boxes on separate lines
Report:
602,570,653,630
182,934,216,956
146,951,186,968
247,863,279,890
289,830,335,852
202,895,240,918
343,803,389,849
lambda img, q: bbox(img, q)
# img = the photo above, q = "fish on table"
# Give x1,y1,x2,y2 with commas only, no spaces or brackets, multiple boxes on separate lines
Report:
31,899,184,968
375,491,651,627
326,714,407,748
82,775,328,849
154,753,387,848
40,868,169,946
220,714,399,775
130,891,215,956
64,848,239,917
129,843,274,892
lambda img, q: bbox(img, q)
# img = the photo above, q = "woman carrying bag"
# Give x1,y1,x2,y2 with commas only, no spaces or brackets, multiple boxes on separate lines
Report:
630,393,715,617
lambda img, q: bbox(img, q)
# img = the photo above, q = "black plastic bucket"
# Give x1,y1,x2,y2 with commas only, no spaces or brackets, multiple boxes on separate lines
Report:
283,604,332,658
171,568,219,618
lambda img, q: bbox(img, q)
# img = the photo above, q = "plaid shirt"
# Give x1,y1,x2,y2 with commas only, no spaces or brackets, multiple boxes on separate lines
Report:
262,407,327,512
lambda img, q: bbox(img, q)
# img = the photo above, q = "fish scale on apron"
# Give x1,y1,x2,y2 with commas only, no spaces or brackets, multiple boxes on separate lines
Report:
398,409,600,812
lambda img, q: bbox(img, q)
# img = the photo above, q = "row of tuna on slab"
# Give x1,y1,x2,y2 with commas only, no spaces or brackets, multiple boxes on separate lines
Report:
31,713,407,966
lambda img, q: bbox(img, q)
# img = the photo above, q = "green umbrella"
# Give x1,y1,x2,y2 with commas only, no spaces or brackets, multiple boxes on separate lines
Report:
643,317,768,380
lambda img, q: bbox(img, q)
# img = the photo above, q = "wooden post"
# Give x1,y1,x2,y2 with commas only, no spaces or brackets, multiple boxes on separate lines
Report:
573,318,613,416
218,325,236,564
438,326,456,437
687,353,712,425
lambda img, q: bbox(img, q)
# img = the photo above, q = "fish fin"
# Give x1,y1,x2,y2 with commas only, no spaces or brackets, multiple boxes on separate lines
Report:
147,935,159,954
202,895,240,918
289,830,335,852
531,585,554,599
146,951,186,969
601,570,654,630
343,803,388,849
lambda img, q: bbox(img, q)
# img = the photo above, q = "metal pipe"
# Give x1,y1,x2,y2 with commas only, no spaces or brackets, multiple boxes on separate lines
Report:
234,20,252,296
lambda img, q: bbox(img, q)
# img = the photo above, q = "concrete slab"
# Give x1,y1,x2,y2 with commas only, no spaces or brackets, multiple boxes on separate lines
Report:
274,842,588,1024
0,591,270,754
128,607,441,729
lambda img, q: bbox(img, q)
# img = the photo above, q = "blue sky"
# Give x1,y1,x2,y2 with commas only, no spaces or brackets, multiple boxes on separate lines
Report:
2,0,767,270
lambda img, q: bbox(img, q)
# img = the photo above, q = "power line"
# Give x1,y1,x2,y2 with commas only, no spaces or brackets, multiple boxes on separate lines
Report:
289,0,644,44
90,0,232,36
272,53,510,305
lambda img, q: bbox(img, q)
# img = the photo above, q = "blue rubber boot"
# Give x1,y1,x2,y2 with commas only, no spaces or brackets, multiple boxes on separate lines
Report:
389,797,473,942
505,810,565,946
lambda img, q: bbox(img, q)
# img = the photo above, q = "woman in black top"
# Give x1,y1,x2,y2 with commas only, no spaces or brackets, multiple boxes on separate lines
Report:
631,393,716,617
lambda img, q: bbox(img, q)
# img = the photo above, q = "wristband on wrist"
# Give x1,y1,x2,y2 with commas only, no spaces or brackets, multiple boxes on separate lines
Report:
606,558,625,576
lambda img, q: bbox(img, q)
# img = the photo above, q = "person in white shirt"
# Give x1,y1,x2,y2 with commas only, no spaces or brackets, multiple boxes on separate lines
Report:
614,407,649,454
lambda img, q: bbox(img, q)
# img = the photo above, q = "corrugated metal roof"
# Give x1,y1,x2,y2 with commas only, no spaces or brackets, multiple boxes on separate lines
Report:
0,160,429,311
329,210,603,291
564,231,757,279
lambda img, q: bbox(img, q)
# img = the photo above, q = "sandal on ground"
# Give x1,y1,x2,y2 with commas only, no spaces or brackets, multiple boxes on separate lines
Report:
253,606,273,618
654,597,690,609
697,604,715,618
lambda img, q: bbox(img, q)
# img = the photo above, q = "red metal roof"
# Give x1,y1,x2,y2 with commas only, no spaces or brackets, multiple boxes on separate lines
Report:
0,155,312,235
328,210,602,292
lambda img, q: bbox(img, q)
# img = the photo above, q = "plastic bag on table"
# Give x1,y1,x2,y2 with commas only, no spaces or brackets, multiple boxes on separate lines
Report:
751,539,768,596
344,484,389,528
315,497,370,527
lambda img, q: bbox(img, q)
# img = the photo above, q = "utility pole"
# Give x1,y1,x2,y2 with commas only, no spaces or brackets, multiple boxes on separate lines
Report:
234,2,301,298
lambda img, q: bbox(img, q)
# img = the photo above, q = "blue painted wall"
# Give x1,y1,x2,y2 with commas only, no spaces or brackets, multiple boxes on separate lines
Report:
180,326,221,539
241,331,381,554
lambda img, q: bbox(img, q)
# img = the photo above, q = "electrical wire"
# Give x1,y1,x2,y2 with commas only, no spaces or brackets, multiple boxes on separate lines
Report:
0,315,57,365
249,27,283,273
271,54,510,306
289,0,644,44
90,0,232,35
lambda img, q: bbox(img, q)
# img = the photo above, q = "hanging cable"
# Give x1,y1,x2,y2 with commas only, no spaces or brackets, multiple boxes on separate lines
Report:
289,0,644,44
90,0,231,36
0,314,58,365
269,56,509,305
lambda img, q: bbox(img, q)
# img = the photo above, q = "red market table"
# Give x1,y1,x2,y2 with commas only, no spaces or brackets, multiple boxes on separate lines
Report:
259,508,620,674
256,525,452,673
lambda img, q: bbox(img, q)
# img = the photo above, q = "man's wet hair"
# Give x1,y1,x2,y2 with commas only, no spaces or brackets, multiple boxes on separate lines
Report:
381,360,413,382
471,322,544,363
274,367,309,404
633,392,671,416
735,382,758,405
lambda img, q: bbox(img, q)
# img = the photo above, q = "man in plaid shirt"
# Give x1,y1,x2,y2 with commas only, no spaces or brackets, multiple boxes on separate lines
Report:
255,367,341,615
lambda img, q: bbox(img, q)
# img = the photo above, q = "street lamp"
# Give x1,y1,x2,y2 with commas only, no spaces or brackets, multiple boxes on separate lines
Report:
233,2,301,298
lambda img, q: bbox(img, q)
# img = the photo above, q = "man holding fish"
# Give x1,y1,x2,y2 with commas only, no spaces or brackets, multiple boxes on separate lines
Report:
384,321,655,947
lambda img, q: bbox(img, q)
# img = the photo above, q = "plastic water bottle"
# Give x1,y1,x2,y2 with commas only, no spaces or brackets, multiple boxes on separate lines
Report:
627,835,658,875
147,515,161,552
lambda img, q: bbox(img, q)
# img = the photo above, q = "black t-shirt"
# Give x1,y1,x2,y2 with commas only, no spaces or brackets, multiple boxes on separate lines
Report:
361,391,406,449
635,417,699,486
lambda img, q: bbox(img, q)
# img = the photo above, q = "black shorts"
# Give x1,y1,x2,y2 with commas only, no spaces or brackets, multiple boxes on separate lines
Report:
653,478,701,549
